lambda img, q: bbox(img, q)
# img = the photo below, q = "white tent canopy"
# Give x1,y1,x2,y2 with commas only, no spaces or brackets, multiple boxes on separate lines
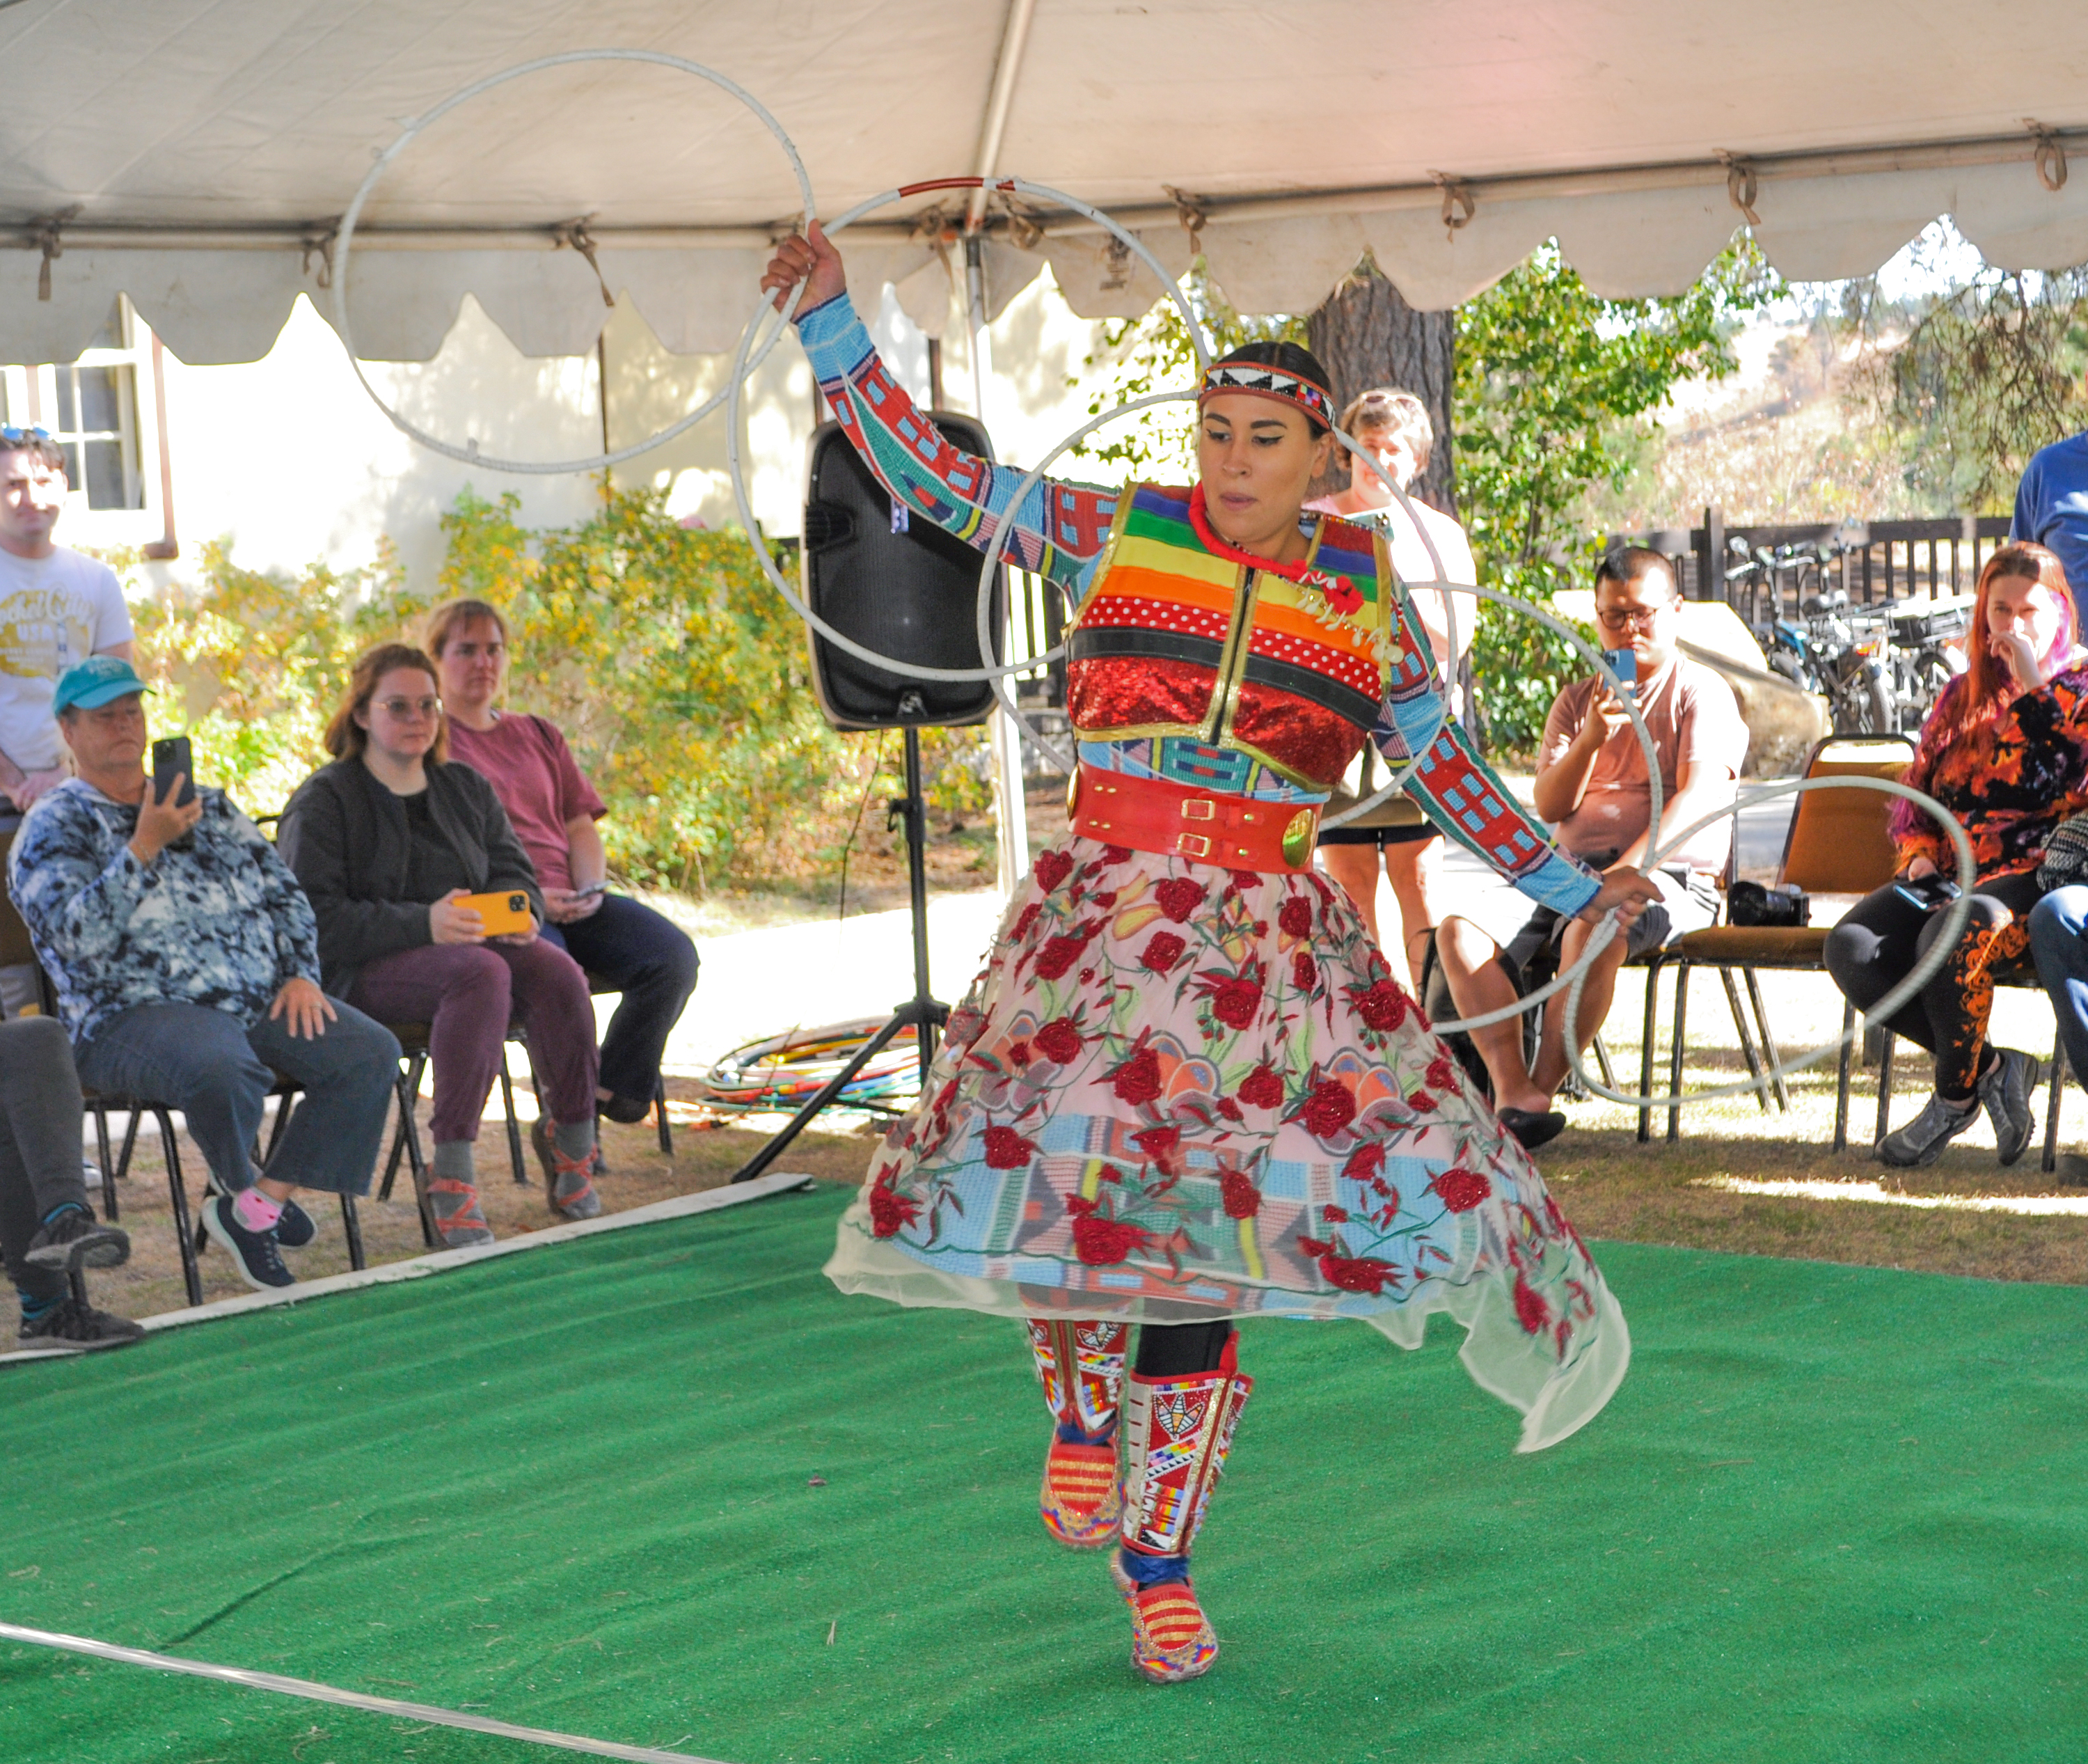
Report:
4,0,2088,366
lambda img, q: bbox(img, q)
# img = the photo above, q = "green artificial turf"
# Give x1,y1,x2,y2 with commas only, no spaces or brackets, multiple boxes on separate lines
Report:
3,1183,2086,1764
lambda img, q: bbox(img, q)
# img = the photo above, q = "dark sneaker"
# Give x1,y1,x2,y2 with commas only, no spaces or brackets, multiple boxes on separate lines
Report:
427,1178,495,1250
1879,1091,1980,1169
532,1118,603,1222
274,1197,316,1249
1977,1048,2040,1167
200,1192,295,1291
599,1092,654,1126
24,1207,130,1272
17,1297,145,1354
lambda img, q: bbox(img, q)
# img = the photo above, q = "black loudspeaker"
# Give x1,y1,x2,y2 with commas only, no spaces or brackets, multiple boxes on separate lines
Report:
801,414,1005,730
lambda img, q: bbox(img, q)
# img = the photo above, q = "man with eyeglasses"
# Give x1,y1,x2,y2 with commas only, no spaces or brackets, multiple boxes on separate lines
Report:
1425,547,1748,1145
0,426,135,811
8,658,401,1293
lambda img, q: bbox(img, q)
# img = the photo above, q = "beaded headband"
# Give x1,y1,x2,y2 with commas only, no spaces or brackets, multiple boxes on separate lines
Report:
1196,360,1335,430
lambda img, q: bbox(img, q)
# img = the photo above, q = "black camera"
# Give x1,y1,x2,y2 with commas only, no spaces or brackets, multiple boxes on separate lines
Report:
1727,881,1810,927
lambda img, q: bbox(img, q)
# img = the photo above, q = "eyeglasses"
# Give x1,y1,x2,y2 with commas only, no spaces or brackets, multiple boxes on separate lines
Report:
1595,602,1675,633
374,696,442,720
0,425,52,446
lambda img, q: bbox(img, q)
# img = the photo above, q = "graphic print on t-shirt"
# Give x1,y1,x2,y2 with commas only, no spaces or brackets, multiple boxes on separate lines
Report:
0,546,133,773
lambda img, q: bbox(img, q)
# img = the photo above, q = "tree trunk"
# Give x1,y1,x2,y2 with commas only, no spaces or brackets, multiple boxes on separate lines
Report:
1306,268,1457,517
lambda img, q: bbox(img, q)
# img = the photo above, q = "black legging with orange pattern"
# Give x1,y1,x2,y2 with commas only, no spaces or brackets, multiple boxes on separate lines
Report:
1824,871,2043,1098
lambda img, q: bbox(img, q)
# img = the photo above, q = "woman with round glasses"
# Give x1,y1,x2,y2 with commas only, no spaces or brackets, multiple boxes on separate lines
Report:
760,226,1658,1685
279,644,606,1246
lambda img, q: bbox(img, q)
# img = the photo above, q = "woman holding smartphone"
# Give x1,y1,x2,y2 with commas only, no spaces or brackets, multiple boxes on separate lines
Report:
278,643,605,1245
1825,542,2088,1168
423,600,698,1133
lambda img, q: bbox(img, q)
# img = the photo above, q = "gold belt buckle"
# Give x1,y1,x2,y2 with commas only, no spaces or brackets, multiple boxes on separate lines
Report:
1180,798,1217,821
1177,831,1213,858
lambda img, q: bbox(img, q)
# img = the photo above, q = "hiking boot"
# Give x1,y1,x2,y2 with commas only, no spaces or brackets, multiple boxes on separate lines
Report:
17,1297,145,1355
427,1178,495,1250
24,1206,129,1272
1878,1091,1980,1169
1977,1048,2040,1167
200,1191,296,1291
532,1117,602,1222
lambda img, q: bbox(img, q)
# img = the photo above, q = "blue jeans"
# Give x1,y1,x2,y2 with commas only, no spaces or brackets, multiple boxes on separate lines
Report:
538,894,699,1103
2031,886,2088,1092
76,1000,402,1197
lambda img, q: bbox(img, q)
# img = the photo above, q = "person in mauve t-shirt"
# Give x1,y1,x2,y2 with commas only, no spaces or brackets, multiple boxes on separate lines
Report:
428,599,699,1126
1427,547,1748,1146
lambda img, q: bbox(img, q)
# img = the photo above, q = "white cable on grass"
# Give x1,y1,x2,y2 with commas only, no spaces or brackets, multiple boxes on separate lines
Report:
331,49,814,475
0,1622,729,1764
728,175,1207,685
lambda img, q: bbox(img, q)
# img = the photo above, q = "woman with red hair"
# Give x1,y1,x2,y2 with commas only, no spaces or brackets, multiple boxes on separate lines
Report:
1826,542,2088,1167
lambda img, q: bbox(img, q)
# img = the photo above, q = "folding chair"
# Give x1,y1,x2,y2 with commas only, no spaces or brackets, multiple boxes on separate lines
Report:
1634,734,1917,1148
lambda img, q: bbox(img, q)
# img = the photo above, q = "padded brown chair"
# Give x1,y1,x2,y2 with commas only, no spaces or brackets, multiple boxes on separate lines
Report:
1634,735,1917,1148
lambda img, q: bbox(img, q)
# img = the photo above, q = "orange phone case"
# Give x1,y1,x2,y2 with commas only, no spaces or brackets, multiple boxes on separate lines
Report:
458,890,535,936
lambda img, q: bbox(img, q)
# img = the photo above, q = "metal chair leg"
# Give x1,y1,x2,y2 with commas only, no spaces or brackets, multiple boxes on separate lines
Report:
391,1060,436,1249
380,1052,427,1204
1741,968,1792,1112
92,1106,118,1222
157,1106,203,1309
1874,1031,1897,1146
655,1073,673,1155
1718,968,1770,1114
1833,998,1856,1153
1667,961,1691,1143
2043,1030,2068,1175
1592,1033,1618,1092
499,1058,529,1186
262,1089,296,1165
1637,959,1663,1143
340,1191,366,1271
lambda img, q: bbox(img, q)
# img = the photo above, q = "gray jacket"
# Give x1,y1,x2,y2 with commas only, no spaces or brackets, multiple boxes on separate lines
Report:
277,757,543,998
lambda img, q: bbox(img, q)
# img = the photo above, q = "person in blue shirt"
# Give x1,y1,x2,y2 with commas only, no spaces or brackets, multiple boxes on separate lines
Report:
2012,371,2088,612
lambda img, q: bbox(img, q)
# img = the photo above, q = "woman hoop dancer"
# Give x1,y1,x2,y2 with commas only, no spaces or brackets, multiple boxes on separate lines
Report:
763,227,1658,1684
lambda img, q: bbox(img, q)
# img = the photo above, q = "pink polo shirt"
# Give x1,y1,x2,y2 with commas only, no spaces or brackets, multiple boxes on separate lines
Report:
445,714,605,894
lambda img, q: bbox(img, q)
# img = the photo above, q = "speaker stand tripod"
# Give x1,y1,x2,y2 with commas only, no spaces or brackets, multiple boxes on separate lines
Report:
729,725,951,1183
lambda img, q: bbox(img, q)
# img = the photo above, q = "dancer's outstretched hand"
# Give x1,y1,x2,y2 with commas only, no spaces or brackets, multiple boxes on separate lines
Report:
761,221,846,315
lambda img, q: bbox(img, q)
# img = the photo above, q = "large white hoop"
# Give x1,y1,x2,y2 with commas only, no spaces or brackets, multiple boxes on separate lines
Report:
331,49,815,476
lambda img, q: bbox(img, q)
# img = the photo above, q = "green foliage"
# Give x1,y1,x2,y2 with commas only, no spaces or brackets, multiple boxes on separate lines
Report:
1838,255,2088,514
1068,262,1304,479
1455,238,1780,750
125,487,992,892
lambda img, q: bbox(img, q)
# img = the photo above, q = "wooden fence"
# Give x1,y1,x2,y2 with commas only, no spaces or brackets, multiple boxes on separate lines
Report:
1618,511,2017,610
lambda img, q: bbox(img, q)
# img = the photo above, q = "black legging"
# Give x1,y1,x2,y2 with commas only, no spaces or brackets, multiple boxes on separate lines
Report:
1134,1321,1233,1377
1823,871,2042,1097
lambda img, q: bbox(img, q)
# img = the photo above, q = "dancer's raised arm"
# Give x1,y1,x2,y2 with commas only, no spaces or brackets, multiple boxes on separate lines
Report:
763,225,1117,597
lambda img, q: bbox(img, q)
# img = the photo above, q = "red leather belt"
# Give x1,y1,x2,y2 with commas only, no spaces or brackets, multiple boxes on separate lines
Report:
1067,764,1320,871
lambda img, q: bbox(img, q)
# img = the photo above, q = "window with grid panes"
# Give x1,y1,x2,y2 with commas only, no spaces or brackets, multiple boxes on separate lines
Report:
48,303,143,511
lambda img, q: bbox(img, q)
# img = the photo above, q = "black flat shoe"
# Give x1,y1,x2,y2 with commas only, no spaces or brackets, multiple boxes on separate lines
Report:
1498,1106,1567,1151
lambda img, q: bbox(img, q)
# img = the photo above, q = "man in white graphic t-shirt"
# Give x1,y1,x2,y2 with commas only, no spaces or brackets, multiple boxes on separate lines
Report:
0,427,134,811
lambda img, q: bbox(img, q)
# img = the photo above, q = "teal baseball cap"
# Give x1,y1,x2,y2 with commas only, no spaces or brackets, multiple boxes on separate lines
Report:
52,656,153,716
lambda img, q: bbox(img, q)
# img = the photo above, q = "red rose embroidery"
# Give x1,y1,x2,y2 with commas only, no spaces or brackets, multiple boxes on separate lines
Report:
1034,1017,1083,1065
1033,850,1075,892
1034,932,1089,980
1008,1039,1031,1065
1101,844,1132,863
1279,897,1313,938
1142,931,1187,973
1229,870,1261,892
1219,1170,1260,1218
1318,1252,1394,1293
1065,1195,1153,1266
1298,1078,1357,1138
1154,877,1207,922
1210,975,1263,1030
1215,1098,1244,1122
1425,1053,1457,1094
1112,1046,1164,1105
1343,1142,1386,1183
1432,1168,1491,1213
1352,979,1414,1031
1011,902,1042,941
982,1126,1036,1170
1406,1089,1439,1113
1292,952,1317,991
1320,1203,1349,1223
867,1167,920,1238
1237,1066,1284,1110
1132,1125,1180,1158
1513,1274,1551,1334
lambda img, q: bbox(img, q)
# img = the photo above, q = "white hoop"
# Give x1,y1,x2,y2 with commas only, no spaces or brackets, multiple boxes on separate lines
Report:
726,175,1210,685
331,49,815,476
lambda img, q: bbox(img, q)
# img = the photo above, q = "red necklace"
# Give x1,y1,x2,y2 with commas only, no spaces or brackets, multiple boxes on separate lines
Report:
1187,483,1363,613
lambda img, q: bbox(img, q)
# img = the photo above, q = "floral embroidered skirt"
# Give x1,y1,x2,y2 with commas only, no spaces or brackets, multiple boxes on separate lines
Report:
825,837,1629,1451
